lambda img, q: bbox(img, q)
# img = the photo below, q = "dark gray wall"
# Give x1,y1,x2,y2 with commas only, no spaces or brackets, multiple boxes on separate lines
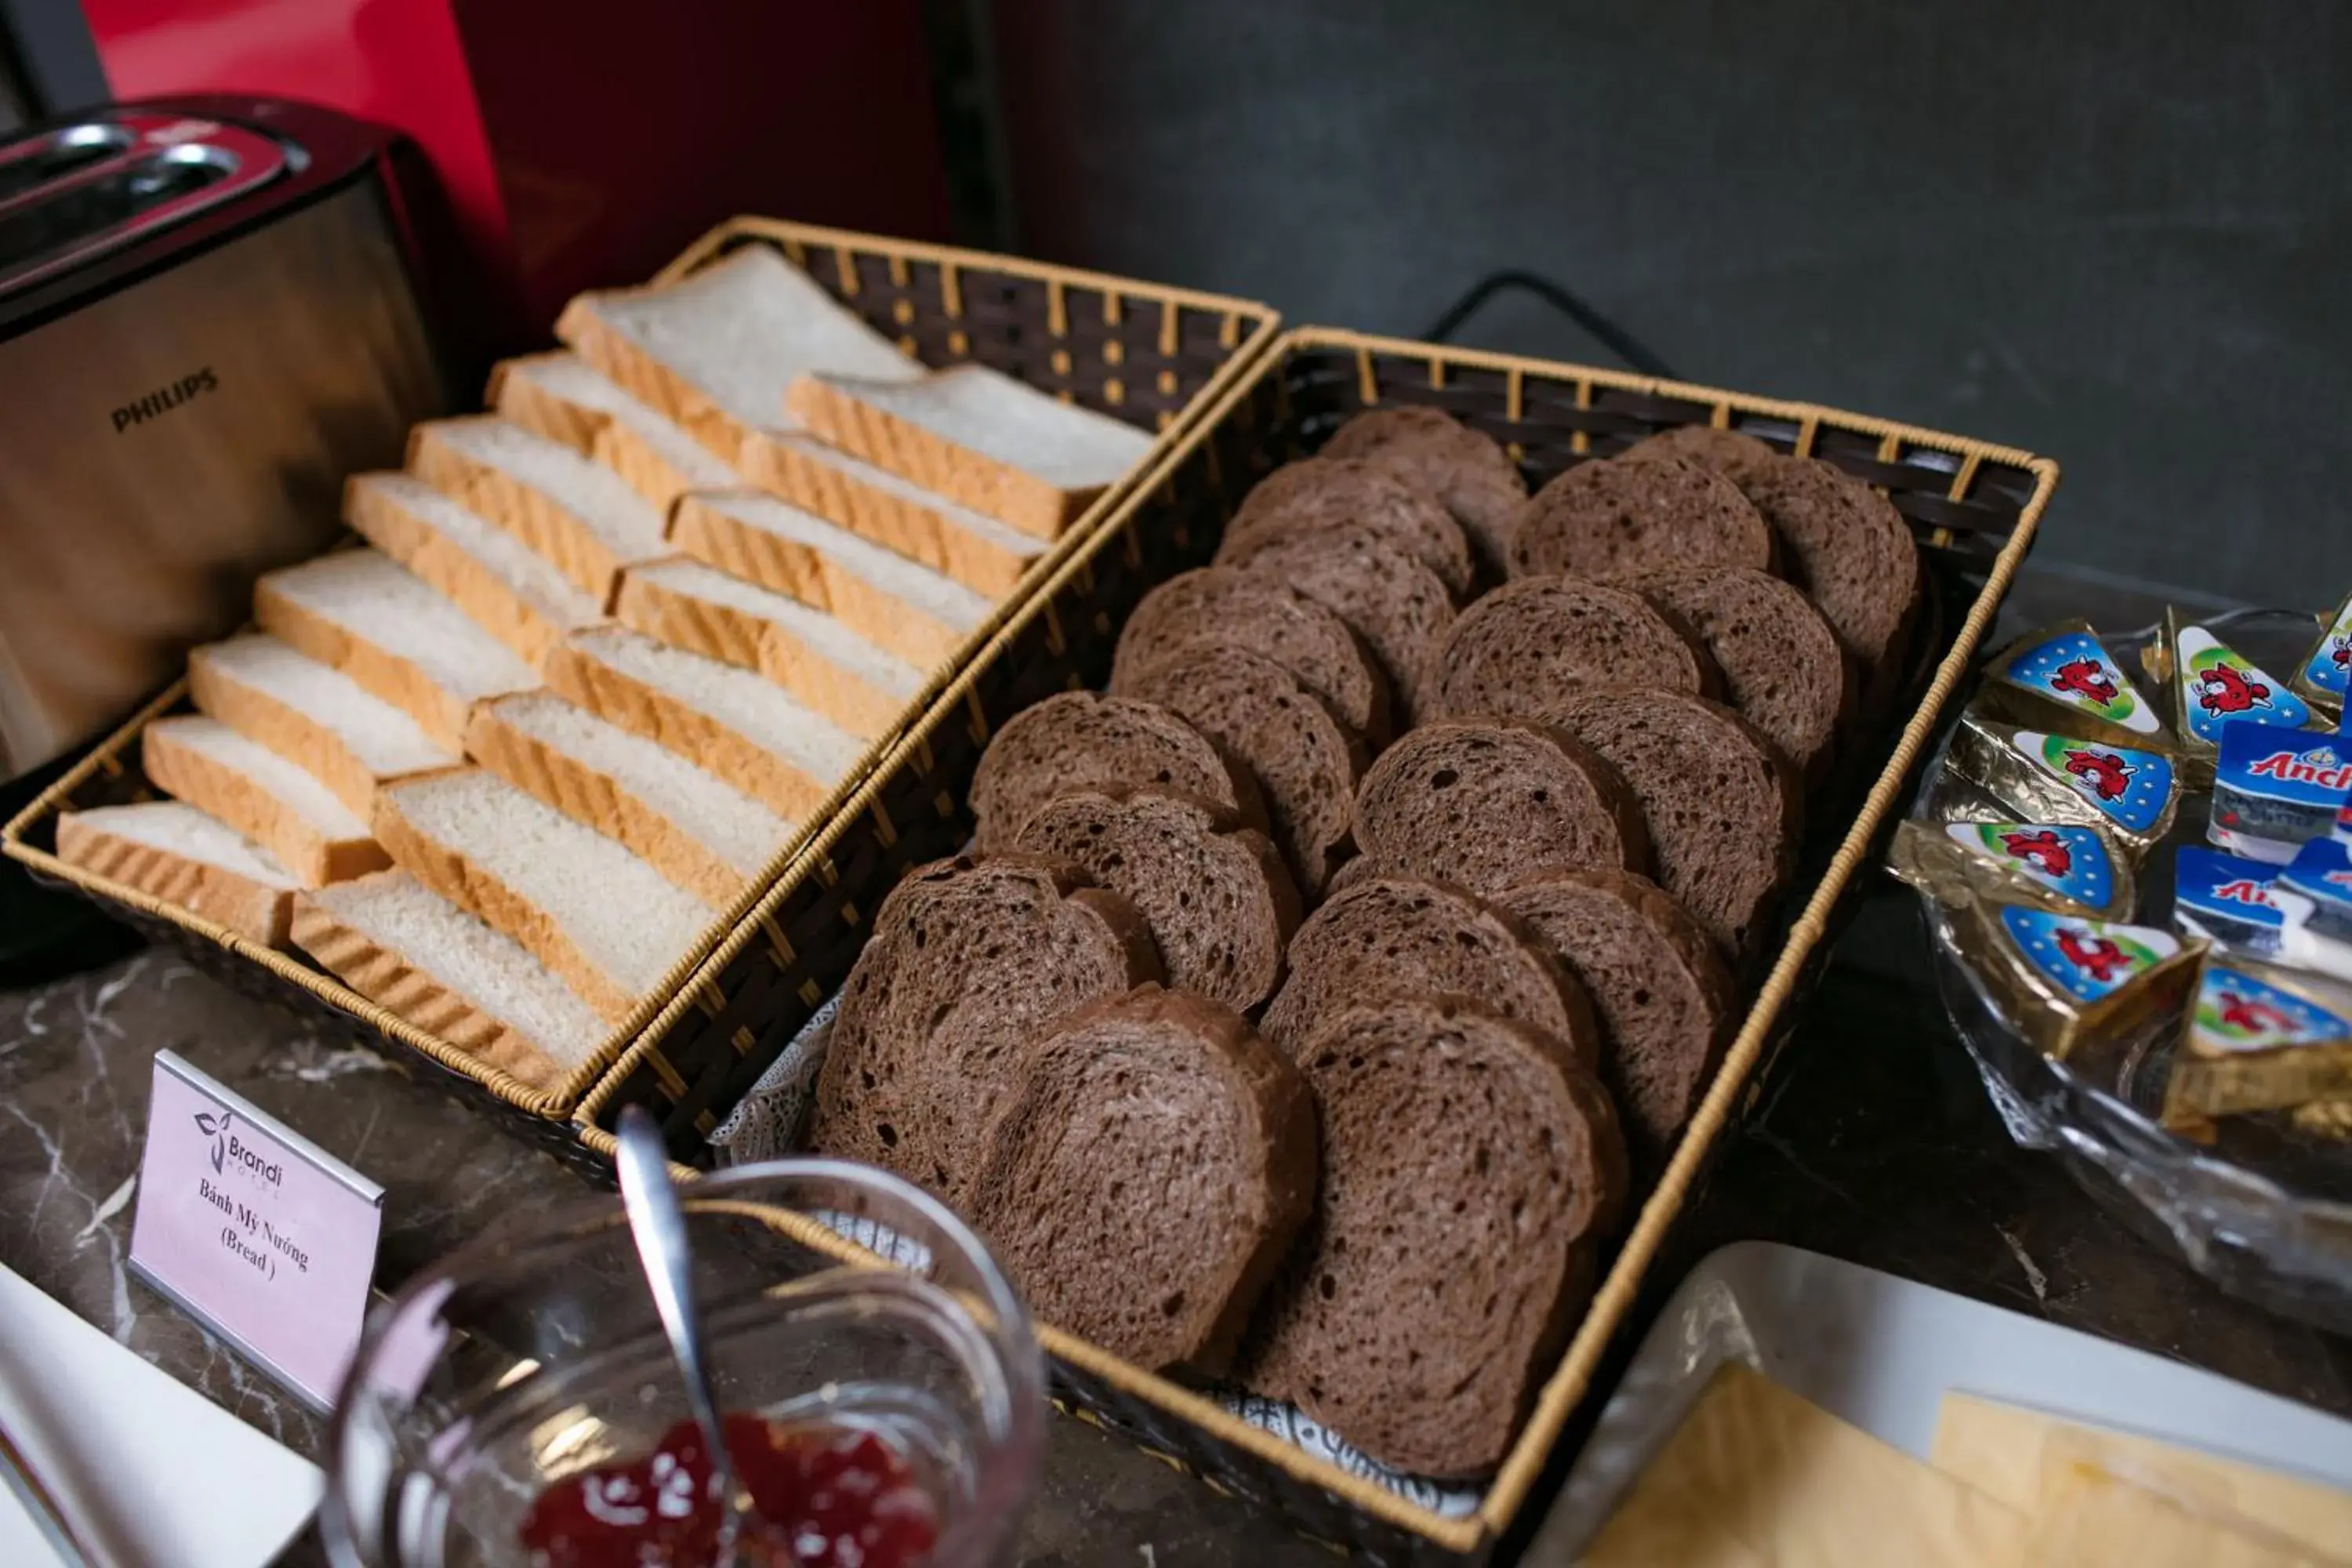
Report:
991,0,2352,612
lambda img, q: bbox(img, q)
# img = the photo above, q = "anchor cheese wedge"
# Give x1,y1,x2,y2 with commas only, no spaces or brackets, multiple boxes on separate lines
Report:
1936,898,2204,1062
2170,845,2285,956
1887,818,2132,920
1944,713,2180,857
1978,619,2174,752
2268,833,2352,982
2141,607,2317,783
2209,719,2352,864
2161,956,2352,1124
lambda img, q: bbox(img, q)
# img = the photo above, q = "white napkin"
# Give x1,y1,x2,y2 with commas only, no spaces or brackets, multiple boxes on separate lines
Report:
0,1263,321,1567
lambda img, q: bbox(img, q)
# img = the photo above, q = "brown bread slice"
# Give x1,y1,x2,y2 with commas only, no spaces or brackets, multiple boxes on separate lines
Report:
967,985,1316,1374
1217,524,1457,726
806,854,1162,1203
1629,567,1852,783
1110,567,1391,745
1322,406,1527,579
1496,867,1737,1172
1259,873,1593,1061
1508,453,1773,579
1240,995,1627,1478
1619,423,1783,486
1014,787,1301,1012
1352,718,1650,891
1732,457,1921,709
1225,457,1474,598
1544,690,1798,956
1116,644,1369,896
1435,574,1714,720
969,691,1265,851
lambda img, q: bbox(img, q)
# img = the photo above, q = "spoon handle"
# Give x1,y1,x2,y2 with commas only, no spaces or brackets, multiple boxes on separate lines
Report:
615,1108,744,1533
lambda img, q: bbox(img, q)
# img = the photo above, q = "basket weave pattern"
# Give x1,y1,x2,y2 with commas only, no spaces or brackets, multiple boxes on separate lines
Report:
569,328,2057,1560
0,220,1277,1160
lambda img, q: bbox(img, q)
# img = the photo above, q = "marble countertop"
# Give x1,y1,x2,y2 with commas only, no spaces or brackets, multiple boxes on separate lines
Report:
4,577,2349,1566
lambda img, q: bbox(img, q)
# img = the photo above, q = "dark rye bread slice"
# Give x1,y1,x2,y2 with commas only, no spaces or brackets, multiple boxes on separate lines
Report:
806,854,1162,1203
1217,524,1457,726
1495,867,1737,1172
1225,457,1474,598
1352,718,1650,891
1435,574,1714,720
1629,567,1852,783
1507,452,1774,580
1014,787,1301,1012
1240,995,1628,1478
1259,873,1594,1062
1733,457,1921,710
1117,644,1367,895
1544,690,1798,956
1620,423,1782,487
967,985,1316,1374
1110,567,1390,746
969,691,1265,851
1322,406,1528,578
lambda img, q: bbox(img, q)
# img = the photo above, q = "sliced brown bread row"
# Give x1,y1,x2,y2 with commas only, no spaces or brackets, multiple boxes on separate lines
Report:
1322,405,1529,579
970,691,1265,851
1112,566,1392,746
1225,457,1475,599
1240,993,1625,1478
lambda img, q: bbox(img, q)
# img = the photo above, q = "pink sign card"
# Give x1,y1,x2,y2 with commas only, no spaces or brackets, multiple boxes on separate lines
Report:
128,1049,385,1410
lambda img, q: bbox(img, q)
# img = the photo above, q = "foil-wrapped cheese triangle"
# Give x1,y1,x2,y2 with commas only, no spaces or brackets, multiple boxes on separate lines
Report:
2290,586,2352,719
1980,619,2173,751
1944,712,2180,855
1937,897,2204,1062
2141,608,2318,783
2161,956,2352,1123
1889,818,2132,919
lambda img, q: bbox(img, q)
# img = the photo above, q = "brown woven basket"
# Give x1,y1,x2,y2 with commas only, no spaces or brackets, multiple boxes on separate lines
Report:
0,219,1278,1172
572,327,2058,1560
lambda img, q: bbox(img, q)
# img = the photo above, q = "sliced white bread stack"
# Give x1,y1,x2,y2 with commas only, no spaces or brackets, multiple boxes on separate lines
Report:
344,471,607,666
613,557,921,739
669,490,993,670
294,870,608,1091
56,800,299,946
405,416,670,603
143,715,388,886
542,627,863,819
252,549,541,753
489,351,742,512
187,635,456,816
372,768,710,1022
788,362,1155,539
466,691,793,910
554,245,922,467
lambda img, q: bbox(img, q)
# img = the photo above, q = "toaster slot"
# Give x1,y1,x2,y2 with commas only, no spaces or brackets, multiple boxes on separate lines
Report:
0,123,136,209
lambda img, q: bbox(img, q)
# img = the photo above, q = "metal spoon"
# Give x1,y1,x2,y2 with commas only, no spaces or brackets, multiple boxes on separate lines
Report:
615,1105,759,1564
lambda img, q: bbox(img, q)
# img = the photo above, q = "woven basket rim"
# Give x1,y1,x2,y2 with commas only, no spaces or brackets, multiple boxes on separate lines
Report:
573,322,2061,1549
0,221,1283,1120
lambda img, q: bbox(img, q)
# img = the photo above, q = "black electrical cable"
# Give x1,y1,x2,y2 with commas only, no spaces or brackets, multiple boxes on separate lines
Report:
1420,269,1679,382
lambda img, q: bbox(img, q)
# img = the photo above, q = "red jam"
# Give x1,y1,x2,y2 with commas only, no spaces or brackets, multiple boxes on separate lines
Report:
518,1414,940,1568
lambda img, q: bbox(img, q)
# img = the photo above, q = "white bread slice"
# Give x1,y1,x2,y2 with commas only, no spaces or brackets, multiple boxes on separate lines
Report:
489,350,741,512
56,800,298,946
542,628,862,819
143,715,387,886
187,635,456,817
787,364,1155,539
406,416,670,603
613,557,921,740
732,429,1047,597
372,768,709,1022
553,245,920,466
669,490,992,670
252,550,540,753
344,471,606,667
466,691,793,910
294,870,608,1091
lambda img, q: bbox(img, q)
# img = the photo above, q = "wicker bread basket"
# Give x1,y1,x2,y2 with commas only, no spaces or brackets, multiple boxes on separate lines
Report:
571,327,2059,1560
0,219,1278,1169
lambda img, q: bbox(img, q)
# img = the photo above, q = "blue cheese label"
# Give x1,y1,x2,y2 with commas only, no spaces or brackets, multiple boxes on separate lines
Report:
2300,596,2352,705
2190,965,2352,1057
1946,822,2117,909
2014,729,2176,837
2173,625,2312,746
2172,845,2283,946
1998,906,2182,1004
2214,725,2352,810
1998,628,2161,735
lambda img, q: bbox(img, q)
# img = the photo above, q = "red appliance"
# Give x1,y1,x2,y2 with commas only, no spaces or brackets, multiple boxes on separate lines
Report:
79,0,955,365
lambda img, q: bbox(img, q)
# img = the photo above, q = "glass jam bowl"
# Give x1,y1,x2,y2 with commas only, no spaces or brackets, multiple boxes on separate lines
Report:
321,1159,1046,1567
